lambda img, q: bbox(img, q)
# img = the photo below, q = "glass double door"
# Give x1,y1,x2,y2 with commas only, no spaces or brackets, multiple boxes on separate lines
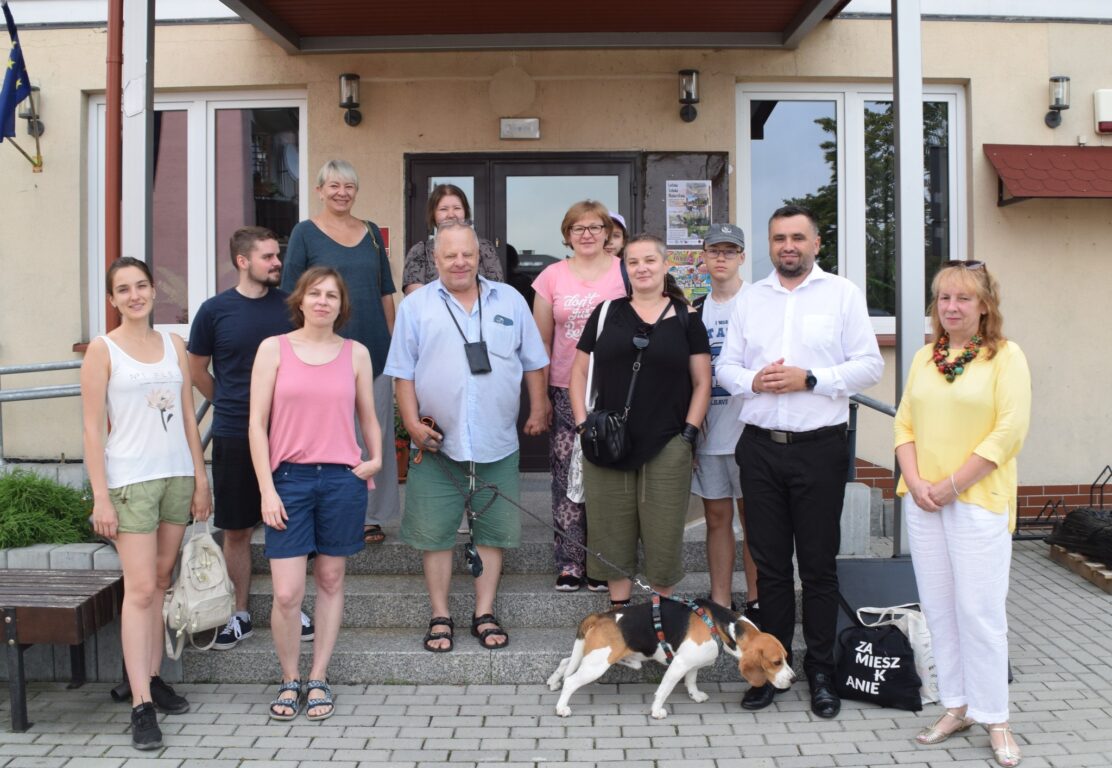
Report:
406,153,639,471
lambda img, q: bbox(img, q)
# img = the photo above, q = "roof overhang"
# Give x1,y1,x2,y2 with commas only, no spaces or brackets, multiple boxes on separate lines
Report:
984,144,1112,206
219,0,850,54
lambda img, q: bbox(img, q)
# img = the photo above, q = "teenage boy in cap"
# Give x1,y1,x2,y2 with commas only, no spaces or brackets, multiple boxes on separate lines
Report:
691,223,760,620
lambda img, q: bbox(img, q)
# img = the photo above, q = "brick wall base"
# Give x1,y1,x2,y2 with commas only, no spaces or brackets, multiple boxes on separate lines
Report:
853,459,1105,520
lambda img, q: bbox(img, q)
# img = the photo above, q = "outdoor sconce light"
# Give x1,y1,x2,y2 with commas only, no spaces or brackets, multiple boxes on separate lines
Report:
339,73,362,127
679,69,699,123
17,85,43,137
1045,75,1070,128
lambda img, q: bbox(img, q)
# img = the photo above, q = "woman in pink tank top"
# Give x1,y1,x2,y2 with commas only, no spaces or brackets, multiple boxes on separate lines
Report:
249,267,382,722
81,257,211,749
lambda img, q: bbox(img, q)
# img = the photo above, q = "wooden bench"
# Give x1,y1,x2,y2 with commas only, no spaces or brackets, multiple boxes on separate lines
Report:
0,569,124,732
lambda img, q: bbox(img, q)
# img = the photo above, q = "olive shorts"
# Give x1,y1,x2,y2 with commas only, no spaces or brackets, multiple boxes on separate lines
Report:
401,451,521,551
109,475,194,534
583,434,693,587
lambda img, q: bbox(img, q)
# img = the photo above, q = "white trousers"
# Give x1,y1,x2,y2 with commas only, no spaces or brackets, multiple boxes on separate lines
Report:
906,496,1011,723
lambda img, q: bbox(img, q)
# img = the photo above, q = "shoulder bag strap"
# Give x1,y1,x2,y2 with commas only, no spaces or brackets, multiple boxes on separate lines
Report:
363,220,386,286
619,299,671,419
585,300,610,411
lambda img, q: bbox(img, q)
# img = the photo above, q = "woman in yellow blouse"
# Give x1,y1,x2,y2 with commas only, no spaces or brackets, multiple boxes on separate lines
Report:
895,261,1030,768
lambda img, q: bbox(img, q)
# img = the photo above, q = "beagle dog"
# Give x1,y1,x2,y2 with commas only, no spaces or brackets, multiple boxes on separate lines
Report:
547,597,794,719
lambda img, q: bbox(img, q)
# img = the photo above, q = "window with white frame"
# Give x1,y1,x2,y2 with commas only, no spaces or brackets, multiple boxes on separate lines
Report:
87,91,307,336
736,84,966,333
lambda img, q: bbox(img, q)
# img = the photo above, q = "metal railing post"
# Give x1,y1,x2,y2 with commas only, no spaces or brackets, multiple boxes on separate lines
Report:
847,401,858,482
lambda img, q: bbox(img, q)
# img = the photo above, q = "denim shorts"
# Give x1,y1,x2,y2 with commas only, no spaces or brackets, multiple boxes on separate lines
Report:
265,462,367,559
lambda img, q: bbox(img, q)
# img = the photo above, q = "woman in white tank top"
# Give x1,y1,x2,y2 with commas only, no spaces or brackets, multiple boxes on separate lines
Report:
80,257,211,750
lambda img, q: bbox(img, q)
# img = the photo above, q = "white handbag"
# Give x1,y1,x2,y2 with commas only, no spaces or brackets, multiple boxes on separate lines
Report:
857,603,938,705
566,301,611,503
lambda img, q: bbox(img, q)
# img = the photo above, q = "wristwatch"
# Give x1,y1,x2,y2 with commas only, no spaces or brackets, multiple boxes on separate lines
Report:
805,370,817,391
575,421,587,435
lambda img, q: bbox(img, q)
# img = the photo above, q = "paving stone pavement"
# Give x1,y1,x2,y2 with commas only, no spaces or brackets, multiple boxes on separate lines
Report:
1,540,1109,767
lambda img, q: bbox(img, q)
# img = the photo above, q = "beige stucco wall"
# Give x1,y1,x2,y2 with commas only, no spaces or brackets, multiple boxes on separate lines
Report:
1,18,1109,487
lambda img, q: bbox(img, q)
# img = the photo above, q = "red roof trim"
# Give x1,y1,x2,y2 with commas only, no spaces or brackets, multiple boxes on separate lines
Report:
984,144,1112,205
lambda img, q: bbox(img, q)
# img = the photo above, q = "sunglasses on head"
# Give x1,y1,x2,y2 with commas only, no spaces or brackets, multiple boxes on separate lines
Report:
944,259,985,270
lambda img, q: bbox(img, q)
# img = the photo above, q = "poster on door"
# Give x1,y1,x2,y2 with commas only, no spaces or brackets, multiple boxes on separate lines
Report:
665,179,712,247
667,249,710,302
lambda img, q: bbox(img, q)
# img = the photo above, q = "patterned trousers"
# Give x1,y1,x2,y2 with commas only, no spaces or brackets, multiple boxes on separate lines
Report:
549,386,587,576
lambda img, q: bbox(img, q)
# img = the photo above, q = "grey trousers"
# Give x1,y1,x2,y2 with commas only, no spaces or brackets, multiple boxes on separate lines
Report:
356,373,400,526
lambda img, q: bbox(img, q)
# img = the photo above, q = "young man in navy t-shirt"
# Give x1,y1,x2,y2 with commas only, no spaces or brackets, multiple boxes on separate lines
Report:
188,227,312,649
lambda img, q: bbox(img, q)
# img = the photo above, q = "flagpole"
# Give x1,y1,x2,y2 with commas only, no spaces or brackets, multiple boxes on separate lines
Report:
5,134,36,167
24,84,42,171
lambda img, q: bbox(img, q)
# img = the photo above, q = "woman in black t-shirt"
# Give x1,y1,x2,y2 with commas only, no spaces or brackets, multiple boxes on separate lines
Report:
569,235,712,606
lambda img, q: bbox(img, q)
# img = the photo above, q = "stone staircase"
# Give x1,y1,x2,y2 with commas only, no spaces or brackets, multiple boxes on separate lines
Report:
179,473,789,687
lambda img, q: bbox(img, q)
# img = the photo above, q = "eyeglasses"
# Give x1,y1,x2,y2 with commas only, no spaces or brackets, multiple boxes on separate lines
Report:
569,224,606,236
705,249,742,260
437,217,474,229
943,259,985,270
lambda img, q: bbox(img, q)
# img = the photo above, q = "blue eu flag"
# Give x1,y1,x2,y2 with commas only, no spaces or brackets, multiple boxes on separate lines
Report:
1,0,32,142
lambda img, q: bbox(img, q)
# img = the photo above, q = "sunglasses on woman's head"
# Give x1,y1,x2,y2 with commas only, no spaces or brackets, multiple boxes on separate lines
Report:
944,260,985,269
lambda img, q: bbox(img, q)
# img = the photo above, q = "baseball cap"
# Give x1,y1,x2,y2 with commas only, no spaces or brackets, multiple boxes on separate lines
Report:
608,211,628,235
703,223,745,250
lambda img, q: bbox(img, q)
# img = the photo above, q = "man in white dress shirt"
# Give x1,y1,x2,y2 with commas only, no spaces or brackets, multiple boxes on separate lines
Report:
717,205,883,718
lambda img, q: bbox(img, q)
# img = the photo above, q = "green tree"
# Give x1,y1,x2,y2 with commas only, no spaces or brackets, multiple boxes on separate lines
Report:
786,102,950,315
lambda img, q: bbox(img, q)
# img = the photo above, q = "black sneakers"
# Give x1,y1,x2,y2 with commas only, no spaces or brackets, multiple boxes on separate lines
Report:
555,573,581,591
585,578,610,593
150,675,190,714
301,611,315,642
131,701,163,750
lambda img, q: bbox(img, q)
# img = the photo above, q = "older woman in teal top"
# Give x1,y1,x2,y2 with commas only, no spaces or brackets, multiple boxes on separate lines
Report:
895,261,1030,768
282,159,399,543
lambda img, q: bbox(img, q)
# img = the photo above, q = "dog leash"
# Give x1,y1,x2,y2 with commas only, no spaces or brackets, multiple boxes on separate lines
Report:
424,449,726,664
424,449,655,590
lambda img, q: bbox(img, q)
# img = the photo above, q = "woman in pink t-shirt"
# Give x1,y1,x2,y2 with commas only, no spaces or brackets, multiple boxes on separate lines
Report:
531,200,627,592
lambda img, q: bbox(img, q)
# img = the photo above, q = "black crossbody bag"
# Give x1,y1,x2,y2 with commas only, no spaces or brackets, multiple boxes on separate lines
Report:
581,300,671,467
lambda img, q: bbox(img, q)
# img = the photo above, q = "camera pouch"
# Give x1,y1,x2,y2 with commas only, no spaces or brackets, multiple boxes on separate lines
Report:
464,341,492,374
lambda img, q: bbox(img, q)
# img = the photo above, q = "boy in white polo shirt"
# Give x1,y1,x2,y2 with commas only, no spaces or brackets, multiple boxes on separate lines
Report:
691,223,759,622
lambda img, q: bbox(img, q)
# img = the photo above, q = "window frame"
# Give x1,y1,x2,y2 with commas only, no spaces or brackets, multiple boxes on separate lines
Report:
86,89,308,338
736,82,967,334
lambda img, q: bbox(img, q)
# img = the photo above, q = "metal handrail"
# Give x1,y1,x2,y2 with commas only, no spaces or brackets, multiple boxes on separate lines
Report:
848,393,906,557
0,359,211,466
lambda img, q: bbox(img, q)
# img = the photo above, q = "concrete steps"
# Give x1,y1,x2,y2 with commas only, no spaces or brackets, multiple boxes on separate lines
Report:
243,572,758,628
179,473,775,686
182,627,808,686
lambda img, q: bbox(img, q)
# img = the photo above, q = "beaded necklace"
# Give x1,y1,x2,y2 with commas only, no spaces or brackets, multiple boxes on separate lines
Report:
933,333,982,382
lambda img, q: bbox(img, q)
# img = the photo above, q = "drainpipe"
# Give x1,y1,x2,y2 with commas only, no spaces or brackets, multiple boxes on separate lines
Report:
105,0,123,331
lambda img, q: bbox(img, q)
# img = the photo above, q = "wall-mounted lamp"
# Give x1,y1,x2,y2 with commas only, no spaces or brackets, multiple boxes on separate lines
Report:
679,69,699,123
1045,75,1070,128
17,85,43,137
339,73,362,127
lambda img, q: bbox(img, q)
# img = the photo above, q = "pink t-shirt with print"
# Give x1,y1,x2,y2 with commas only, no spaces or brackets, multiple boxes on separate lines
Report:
532,258,626,388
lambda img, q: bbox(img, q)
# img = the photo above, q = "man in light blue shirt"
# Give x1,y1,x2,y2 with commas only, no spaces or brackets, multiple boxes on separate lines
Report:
385,220,548,653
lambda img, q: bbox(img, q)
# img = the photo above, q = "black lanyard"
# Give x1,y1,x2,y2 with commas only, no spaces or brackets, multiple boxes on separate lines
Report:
442,280,483,343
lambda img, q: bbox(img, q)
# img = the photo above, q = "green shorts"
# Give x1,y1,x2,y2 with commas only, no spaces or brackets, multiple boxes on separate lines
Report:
109,476,194,534
401,451,521,551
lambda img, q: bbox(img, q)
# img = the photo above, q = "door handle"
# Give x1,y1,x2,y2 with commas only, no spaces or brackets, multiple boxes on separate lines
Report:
496,237,501,247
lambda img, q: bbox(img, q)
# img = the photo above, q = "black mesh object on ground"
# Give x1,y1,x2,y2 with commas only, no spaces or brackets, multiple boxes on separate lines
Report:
1045,508,1112,563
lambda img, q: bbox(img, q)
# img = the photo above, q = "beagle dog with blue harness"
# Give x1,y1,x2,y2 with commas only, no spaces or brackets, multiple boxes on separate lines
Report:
548,596,795,719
